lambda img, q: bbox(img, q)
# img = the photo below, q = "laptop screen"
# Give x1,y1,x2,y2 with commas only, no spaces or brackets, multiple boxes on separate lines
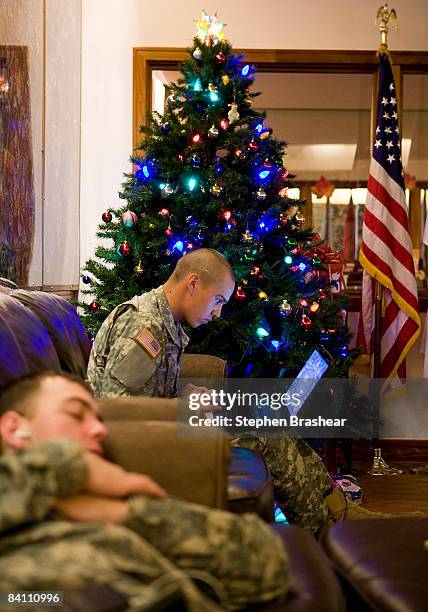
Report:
286,349,330,416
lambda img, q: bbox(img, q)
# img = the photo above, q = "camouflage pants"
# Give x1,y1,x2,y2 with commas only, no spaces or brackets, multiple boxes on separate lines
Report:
231,435,331,532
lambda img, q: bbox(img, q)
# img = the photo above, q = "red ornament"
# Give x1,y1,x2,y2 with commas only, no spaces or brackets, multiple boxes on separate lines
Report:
187,242,194,250
165,228,174,237
102,211,112,222
192,133,202,144
250,266,260,276
220,118,229,130
159,208,170,216
249,140,258,151
221,209,232,221
90,300,100,312
119,241,131,256
318,289,326,300
279,214,288,226
301,315,312,328
235,287,246,301
178,154,184,162
215,52,226,64
282,169,289,182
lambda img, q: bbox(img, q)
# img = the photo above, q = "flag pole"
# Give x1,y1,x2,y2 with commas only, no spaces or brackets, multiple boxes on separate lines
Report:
367,3,399,475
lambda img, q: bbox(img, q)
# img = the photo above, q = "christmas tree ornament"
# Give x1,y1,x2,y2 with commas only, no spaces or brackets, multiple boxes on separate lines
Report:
166,93,176,105
211,183,223,197
242,229,253,242
282,169,289,181
294,212,305,225
195,10,225,46
256,187,266,201
118,240,131,256
310,302,320,313
159,208,170,217
193,78,202,92
148,223,155,229
280,300,292,314
161,183,175,198
82,275,91,284
89,300,100,312
260,129,270,140
221,75,230,85
102,211,113,222
279,187,288,198
301,315,312,328
228,102,240,124
187,242,194,250
193,47,202,59
208,124,219,139
161,122,170,135
220,118,229,130
221,209,232,221
121,210,137,227
191,155,201,167
249,140,258,151
235,287,246,301
318,289,326,300
133,263,144,275
215,51,226,64
192,133,202,144
178,153,185,162
250,266,260,276
165,227,174,237
279,214,288,226
300,299,308,307
258,291,268,301
312,256,321,266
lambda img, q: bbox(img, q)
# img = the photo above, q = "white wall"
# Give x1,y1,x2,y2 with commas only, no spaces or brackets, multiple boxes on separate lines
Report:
80,0,428,281
0,0,81,287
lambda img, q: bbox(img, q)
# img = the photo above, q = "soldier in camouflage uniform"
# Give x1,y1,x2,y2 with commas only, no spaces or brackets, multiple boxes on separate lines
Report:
86,248,337,532
0,372,289,611
87,249,235,398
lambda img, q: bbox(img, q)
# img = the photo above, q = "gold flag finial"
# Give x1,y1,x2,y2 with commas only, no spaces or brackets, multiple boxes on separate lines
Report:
375,3,398,52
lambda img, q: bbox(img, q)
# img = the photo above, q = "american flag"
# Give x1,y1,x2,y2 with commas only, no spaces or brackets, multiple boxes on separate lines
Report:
358,53,420,380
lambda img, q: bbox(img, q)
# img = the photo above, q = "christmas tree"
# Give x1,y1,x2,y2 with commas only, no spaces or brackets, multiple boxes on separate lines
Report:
80,11,355,378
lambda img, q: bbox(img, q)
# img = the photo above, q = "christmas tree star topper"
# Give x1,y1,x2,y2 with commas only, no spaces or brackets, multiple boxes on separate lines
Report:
195,10,226,45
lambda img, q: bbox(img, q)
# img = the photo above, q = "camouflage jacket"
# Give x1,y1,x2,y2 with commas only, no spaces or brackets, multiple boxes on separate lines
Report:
0,440,289,611
87,287,189,398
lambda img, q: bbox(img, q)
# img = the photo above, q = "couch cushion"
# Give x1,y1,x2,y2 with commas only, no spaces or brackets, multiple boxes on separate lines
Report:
0,294,60,389
12,290,91,380
321,518,428,612
249,524,345,612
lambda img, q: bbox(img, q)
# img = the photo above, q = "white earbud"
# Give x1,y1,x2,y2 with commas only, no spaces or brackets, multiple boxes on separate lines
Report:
15,429,32,439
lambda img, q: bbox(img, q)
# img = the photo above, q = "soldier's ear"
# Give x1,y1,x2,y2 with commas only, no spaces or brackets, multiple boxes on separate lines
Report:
187,273,200,293
0,411,32,450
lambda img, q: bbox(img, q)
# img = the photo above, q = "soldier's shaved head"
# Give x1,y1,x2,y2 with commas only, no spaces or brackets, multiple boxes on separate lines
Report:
170,248,235,285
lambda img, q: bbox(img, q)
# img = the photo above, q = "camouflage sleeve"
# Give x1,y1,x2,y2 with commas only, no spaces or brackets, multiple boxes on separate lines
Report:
0,439,87,533
123,495,289,609
100,311,166,398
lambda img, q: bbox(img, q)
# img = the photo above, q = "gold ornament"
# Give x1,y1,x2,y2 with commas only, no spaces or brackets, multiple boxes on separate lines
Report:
280,300,292,313
134,263,144,275
242,229,253,241
258,291,268,301
222,75,230,85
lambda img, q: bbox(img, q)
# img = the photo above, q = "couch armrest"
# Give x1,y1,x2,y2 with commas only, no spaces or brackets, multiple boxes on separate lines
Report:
103,419,229,509
180,353,227,379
